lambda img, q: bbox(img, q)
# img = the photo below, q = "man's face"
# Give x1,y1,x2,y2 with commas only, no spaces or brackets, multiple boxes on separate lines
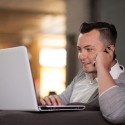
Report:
77,29,105,73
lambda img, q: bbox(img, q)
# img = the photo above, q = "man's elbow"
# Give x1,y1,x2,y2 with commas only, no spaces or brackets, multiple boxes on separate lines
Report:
103,112,125,124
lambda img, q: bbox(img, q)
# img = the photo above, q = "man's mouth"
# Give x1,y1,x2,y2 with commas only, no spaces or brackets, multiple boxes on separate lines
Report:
82,62,91,66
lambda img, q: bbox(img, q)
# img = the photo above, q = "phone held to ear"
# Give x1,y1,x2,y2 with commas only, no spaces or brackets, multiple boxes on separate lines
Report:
104,47,116,60
93,47,116,67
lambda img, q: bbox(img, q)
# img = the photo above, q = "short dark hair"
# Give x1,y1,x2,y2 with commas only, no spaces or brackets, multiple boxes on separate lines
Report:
80,22,117,45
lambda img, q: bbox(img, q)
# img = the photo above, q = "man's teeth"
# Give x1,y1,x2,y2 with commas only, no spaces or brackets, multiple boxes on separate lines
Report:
83,62,90,65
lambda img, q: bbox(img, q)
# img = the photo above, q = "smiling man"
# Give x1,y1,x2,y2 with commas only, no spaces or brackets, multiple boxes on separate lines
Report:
40,22,125,124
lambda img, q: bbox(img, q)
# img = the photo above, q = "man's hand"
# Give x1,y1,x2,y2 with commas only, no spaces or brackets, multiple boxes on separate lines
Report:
95,47,114,71
95,47,117,94
40,95,63,106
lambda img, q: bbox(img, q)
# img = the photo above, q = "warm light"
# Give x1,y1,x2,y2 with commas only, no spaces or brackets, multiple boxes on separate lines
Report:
40,35,66,48
40,67,66,97
41,15,66,34
39,15,66,98
39,48,66,67
39,47,66,97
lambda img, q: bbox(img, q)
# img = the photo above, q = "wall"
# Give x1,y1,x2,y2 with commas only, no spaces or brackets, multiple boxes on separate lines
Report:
66,0,91,85
100,0,125,66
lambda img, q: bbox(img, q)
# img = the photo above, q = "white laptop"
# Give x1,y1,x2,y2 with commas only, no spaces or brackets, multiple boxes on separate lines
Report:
0,46,85,112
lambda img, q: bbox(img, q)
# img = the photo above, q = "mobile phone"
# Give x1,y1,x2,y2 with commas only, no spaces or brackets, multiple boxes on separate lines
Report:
104,47,116,60
93,47,116,67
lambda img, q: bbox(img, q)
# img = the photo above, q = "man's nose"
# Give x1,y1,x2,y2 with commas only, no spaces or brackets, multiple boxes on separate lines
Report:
79,50,87,59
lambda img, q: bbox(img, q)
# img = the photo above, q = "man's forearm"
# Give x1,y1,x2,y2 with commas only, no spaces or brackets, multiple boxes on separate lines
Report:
97,67,116,95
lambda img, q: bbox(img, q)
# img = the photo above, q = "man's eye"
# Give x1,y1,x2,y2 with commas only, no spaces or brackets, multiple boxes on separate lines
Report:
86,48,93,52
77,48,81,52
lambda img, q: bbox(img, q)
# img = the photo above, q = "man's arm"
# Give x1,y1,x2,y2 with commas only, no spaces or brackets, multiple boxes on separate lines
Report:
40,78,76,106
99,79,125,124
40,80,75,106
97,65,116,95
96,48,125,124
40,83,74,106
40,70,84,106
96,47,116,95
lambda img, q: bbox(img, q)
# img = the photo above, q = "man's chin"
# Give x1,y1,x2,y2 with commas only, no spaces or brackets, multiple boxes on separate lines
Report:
83,67,96,73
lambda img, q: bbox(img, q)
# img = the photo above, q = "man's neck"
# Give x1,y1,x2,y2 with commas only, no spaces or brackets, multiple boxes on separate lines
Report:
87,72,97,80
85,60,117,80
111,59,117,67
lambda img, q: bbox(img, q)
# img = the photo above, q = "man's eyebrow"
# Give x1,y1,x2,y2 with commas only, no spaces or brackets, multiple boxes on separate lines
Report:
77,45,95,48
84,45,95,48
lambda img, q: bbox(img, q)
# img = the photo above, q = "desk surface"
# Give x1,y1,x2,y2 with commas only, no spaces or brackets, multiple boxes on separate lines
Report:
0,110,115,125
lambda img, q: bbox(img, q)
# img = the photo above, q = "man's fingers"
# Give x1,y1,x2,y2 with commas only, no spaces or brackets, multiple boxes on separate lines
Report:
105,47,114,60
106,47,113,54
93,53,97,67
40,95,62,106
53,95,63,105
40,98,47,106
48,95,57,106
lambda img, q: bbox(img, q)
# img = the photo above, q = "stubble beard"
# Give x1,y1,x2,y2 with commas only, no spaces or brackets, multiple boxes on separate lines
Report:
83,66,97,78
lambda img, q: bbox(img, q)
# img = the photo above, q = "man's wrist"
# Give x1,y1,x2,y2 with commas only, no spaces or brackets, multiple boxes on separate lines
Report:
97,66,110,74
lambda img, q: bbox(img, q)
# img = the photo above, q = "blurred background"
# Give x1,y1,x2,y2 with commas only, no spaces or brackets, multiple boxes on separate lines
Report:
0,0,125,103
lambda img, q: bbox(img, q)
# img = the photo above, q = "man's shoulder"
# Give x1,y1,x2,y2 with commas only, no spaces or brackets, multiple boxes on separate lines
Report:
118,71,125,80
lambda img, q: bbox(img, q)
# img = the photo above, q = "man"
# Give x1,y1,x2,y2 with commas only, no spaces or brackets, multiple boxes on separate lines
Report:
40,22,125,124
